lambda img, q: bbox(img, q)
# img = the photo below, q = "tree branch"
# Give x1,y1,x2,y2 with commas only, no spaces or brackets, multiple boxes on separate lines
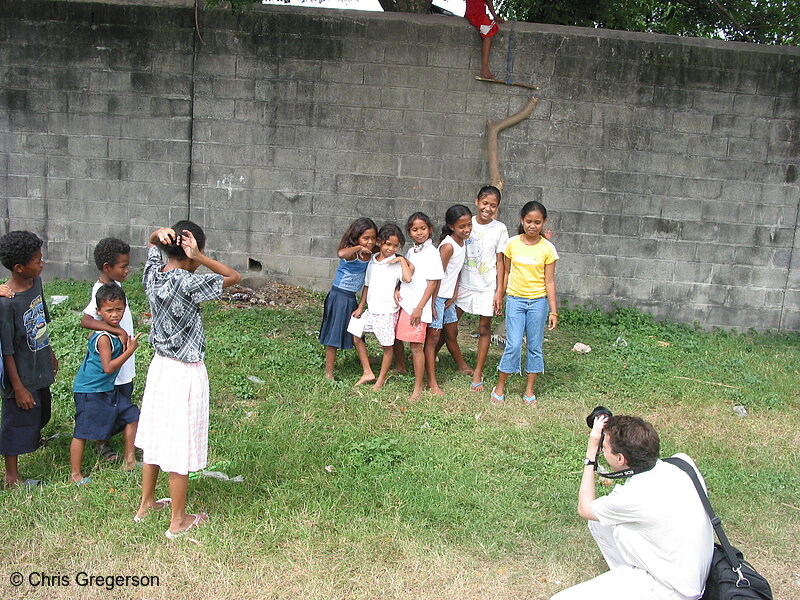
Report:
486,96,538,191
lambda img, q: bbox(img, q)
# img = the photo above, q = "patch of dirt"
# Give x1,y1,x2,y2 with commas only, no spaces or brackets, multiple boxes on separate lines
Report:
220,282,315,308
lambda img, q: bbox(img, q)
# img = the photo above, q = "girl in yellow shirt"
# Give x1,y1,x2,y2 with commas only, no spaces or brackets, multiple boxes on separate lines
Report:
492,201,558,405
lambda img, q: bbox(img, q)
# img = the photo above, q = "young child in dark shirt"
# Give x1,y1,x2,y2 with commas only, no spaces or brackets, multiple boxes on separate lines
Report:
0,231,58,488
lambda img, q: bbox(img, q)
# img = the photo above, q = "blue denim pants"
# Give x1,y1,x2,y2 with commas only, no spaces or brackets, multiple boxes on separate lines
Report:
497,295,548,374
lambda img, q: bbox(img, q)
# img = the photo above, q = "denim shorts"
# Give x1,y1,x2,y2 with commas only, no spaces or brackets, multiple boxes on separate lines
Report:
497,295,549,374
429,296,459,330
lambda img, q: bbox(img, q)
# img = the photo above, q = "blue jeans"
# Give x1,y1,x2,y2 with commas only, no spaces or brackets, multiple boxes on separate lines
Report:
497,295,548,374
429,296,459,330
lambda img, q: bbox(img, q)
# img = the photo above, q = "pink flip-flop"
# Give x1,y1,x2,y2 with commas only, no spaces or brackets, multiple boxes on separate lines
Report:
165,512,209,539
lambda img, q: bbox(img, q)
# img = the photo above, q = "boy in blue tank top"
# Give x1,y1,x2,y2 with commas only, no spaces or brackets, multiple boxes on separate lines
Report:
70,284,142,485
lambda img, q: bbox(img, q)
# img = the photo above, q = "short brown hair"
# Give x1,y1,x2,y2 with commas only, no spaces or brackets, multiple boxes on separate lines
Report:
605,416,660,471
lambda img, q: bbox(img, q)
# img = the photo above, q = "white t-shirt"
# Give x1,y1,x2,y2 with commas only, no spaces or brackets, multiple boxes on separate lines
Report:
460,217,509,292
398,240,444,324
438,235,466,299
364,254,403,315
592,454,714,600
83,280,135,385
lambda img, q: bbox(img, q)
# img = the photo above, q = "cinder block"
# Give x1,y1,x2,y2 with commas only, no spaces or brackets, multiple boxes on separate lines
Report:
315,104,362,128
651,281,694,302
727,138,768,161
195,54,238,77
749,266,789,289
604,171,649,194
9,197,48,219
401,155,444,179
711,114,753,137
687,135,728,159
285,254,329,279
649,131,690,154
9,154,46,176
674,262,712,284
727,285,768,309
732,94,775,118
584,194,624,219
212,77,256,100
272,233,312,256
615,277,654,301
4,175,27,197
578,234,619,256
194,98,235,120
550,100,593,125
672,111,713,134
67,136,109,158
692,90,734,114
426,46,463,69
634,259,674,281
522,164,565,187
650,86,693,109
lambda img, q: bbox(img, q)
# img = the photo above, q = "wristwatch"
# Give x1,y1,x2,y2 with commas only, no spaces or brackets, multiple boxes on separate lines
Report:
584,457,597,467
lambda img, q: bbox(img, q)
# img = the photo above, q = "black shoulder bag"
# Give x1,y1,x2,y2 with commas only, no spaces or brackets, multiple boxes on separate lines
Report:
663,457,773,600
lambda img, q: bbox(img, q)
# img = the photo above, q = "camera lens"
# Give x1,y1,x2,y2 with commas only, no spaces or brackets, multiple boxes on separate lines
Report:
586,406,612,428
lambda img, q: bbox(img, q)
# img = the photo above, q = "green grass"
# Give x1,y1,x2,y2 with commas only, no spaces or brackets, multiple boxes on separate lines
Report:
2,279,798,600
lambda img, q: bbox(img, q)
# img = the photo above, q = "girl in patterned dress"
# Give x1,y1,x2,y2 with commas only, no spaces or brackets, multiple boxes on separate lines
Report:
133,222,240,538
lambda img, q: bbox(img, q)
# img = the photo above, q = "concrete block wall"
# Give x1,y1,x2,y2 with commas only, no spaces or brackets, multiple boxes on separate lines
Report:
1,1,195,279
2,1,799,330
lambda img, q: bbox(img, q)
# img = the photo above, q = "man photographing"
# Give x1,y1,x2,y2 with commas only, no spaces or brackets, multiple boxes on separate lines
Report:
551,413,714,600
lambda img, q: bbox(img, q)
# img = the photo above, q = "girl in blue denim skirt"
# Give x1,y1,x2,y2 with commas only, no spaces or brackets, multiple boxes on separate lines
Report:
319,218,378,380
491,201,558,406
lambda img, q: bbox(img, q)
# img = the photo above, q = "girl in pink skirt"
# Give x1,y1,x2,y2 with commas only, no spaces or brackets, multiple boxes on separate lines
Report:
134,222,240,538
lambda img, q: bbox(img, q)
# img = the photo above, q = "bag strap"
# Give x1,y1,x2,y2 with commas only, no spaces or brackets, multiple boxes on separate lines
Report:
662,457,742,571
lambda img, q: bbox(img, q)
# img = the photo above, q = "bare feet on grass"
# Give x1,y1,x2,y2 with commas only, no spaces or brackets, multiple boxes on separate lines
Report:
457,364,474,376
356,373,376,385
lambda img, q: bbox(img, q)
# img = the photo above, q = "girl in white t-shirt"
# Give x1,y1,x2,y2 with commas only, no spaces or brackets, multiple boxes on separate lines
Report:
348,223,413,391
425,205,473,395
393,212,444,400
456,186,509,392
